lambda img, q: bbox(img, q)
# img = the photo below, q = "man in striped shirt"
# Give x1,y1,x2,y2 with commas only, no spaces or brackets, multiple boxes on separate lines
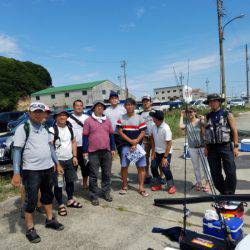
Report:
117,98,149,197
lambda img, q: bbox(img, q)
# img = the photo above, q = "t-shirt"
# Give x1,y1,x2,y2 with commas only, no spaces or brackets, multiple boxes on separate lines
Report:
68,113,89,147
49,125,74,161
151,122,173,154
13,120,54,171
83,116,114,153
139,110,155,137
186,120,205,148
104,105,126,133
117,113,147,146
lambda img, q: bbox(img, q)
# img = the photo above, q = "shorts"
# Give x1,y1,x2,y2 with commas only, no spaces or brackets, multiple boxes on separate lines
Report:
120,145,146,168
22,167,54,213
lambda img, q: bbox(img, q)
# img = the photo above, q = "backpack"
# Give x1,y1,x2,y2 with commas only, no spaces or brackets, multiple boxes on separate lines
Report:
52,121,74,148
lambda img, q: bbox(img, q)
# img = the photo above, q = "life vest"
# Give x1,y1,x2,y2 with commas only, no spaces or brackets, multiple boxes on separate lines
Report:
205,109,232,144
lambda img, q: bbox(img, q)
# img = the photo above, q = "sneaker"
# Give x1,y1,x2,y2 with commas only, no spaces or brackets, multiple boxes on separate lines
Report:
119,188,127,195
151,185,163,191
26,228,41,243
91,198,99,206
45,218,64,231
168,186,176,194
103,193,113,202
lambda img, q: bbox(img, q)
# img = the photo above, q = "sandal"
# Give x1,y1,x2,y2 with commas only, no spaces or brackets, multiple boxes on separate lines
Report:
139,190,149,197
119,188,127,195
67,200,83,208
58,205,67,216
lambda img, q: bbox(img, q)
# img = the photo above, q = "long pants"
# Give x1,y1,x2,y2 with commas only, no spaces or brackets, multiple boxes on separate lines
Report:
143,136,152,175
54,182,74,206
77,147,90,177
207,143,237,195
89,149,112,200
189,147,210,183
151,153,174,187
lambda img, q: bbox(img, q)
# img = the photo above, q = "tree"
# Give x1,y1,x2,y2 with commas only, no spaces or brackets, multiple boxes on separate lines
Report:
0,56,52,111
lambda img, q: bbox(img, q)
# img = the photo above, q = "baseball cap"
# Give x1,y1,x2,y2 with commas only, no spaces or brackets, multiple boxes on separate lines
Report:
141,95,151,102
54,107,69,118
109,90,119,99
29,102,46,112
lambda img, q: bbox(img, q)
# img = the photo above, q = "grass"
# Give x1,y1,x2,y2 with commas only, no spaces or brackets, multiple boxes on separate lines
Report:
0,175,19,202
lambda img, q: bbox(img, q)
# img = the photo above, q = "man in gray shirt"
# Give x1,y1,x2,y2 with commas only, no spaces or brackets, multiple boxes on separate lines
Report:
11,102,64,243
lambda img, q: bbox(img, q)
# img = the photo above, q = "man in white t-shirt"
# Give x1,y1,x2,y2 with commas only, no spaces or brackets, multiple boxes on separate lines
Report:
50,108,82,216
68,100,89,189
150,110,176,194
104,91,126,157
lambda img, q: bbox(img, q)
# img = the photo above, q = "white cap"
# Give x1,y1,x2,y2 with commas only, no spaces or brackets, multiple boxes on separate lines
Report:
29,102,46,112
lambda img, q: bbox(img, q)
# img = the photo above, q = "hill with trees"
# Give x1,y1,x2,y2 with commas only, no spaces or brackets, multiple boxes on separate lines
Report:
0,56,52,111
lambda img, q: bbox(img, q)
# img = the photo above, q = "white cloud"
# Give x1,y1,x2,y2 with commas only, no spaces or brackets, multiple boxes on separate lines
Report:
83,46,95,53
68,72,99,82
135,7,145,18
120,22,136,32
0,33,21,56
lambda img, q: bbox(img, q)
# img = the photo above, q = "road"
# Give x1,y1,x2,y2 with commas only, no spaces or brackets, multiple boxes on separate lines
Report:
0,112,249,250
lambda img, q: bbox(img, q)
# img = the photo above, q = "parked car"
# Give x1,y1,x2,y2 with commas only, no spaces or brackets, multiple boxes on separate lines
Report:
192,99,207,109
0,111,25,133
229,98,245,107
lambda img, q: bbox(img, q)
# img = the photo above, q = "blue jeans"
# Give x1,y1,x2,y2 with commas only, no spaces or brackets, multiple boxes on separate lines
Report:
207,143,237,195
151,153,174,187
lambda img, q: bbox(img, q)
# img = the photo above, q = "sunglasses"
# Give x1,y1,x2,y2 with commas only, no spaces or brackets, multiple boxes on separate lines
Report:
30,104,45,109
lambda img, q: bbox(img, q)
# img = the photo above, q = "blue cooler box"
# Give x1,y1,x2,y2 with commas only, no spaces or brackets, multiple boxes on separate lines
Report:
240,139,250,152
203,217,243,241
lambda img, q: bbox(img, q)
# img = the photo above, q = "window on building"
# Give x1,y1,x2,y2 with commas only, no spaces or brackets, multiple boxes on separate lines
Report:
167,90,170,93
51,94,55,99
156,92,158,95
82,90,87,95
102,90,106,95
35,96,40,101
162,91,165,94
65,93,69,98
117,90,120,95
173,90,177,92
180,89,182,92
162,97,165,100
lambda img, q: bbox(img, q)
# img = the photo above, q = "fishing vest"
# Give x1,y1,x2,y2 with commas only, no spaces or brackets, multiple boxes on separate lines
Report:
205,109,232,144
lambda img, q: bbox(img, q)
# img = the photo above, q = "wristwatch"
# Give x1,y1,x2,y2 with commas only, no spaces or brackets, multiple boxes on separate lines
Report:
234,143,239,148
163,155,168,159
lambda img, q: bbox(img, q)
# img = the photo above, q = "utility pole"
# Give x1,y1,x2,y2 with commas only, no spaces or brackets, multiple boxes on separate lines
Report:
179,72,184,86
205,78,209,94
121,60,128,99
217,0,226,99
246,44,249,103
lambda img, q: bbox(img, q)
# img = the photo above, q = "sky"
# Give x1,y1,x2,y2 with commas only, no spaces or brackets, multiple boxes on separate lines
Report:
0,0,250,98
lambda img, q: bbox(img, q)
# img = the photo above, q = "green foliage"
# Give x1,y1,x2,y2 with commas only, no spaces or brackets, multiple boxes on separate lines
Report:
164,110,183,139
0,56,52,111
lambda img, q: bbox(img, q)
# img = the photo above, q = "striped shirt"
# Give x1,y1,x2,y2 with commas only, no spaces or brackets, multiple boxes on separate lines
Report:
117,113,147,146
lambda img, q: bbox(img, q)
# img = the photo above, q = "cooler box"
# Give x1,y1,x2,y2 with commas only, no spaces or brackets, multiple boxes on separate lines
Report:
240,139,250,152
203,217,243,241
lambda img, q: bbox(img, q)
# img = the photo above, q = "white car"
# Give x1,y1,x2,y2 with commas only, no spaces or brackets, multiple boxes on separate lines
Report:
192,99,207,109
229,98,245,107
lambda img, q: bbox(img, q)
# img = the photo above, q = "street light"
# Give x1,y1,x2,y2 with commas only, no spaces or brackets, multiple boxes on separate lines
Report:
217,8,245,100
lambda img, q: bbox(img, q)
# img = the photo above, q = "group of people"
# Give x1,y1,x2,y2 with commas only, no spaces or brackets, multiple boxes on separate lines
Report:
11,91,238,243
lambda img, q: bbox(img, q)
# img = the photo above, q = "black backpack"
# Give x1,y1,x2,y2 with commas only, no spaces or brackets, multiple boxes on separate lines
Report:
53,121,74,148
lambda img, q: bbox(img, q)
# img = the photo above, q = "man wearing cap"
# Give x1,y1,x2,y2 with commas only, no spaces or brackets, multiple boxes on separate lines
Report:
149,110,176,194
68,100,89,189
204,93,239,195
83,100,115,206
139,95,154,184
11,102,64,243
49,108,82,216
104,90,126,157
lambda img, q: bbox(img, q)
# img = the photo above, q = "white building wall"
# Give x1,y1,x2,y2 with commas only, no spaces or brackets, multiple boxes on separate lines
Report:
31,80,134,108
154,86,183,101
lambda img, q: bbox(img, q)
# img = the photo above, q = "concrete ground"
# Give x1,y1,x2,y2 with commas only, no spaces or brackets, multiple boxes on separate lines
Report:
0,113,249,250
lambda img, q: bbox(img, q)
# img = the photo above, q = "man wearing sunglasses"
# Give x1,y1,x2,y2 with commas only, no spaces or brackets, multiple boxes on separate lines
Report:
11,102,64,243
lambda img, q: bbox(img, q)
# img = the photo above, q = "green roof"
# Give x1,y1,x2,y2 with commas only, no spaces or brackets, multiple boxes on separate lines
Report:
31,80,107,96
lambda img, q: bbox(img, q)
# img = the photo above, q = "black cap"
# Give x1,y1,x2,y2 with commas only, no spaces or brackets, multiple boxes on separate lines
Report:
149,110,164,121
203,93,225,105
54,107,69,118
124,98,137,106
109,90,119,99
